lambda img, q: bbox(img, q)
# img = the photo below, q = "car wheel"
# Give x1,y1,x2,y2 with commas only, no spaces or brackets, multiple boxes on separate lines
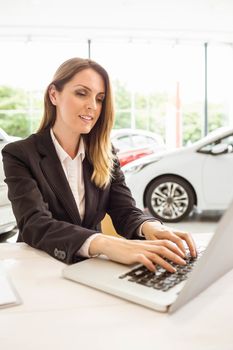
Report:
145,176,195,222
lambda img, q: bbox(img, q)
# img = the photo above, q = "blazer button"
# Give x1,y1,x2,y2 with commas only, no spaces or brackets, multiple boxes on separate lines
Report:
54,248,58,257
60,251,66,260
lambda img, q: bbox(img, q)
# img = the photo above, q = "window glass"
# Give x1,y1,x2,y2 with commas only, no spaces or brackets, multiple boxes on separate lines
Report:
199,133,233,153
112,135,132,151
0,41,87,137
92,41,204,147
0,39,232,145
131,135,149,148
208,45,233,132
145,136,160,146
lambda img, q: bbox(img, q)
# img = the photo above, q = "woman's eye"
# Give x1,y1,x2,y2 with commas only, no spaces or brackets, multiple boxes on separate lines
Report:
97,96,105,103
75,91,86,96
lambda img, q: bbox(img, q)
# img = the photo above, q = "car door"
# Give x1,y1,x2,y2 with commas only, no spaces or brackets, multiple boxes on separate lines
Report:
201,134,233,208
0,141,9,206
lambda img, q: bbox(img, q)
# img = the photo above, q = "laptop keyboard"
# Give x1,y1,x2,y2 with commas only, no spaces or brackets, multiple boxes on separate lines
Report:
119,247,205,292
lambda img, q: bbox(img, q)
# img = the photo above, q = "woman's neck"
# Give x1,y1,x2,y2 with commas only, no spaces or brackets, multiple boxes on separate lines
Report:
52,126,80,159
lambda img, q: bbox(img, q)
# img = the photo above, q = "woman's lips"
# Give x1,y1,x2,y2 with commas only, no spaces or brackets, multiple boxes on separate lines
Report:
79,115,93,121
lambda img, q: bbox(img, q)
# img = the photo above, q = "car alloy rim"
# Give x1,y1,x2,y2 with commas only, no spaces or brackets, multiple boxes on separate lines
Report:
150,181,189,220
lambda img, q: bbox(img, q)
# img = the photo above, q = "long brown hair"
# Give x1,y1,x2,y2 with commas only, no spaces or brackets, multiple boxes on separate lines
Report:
38,57,115,188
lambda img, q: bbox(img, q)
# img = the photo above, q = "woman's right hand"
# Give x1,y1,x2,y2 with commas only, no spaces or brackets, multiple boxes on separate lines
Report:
89,235,187,273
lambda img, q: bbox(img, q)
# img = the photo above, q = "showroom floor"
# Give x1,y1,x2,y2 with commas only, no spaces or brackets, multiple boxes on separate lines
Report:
168,212,222,234
141,207,222,235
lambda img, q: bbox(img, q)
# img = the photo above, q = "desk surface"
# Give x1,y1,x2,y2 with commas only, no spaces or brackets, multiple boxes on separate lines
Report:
0,242,233,350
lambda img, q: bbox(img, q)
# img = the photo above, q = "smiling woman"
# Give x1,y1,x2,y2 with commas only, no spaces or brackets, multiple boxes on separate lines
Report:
38,57,114,189
48,69,106,158
2,57,196,274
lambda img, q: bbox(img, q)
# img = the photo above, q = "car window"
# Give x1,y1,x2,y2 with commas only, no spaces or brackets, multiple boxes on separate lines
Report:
132,135,163,149
113,135,133,151
131,135,147,147
145,136,160,146
0,128,10,143
198,134,233,153
0,131,6,142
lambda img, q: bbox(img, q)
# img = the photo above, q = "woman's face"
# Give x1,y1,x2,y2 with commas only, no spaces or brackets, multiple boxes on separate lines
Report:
50,68,105,137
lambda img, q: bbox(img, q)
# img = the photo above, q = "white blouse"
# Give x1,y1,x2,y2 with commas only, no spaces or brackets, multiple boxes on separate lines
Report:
50,129,100,257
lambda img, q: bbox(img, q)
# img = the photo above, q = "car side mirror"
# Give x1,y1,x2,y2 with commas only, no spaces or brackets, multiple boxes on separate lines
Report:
211,143,231,155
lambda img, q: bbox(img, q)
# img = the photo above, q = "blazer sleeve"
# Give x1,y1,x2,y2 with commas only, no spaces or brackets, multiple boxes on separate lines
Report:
107,156,158,239
2,142,101,264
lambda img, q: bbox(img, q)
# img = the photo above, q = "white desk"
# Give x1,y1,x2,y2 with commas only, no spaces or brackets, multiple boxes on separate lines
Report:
0,242,233,350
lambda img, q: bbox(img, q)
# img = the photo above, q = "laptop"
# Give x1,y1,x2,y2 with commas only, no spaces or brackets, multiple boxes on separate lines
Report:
63,200,233,313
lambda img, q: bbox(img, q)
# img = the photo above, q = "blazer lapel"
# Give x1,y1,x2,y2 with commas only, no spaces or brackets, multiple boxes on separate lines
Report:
82,157,100,227
34,129,82,224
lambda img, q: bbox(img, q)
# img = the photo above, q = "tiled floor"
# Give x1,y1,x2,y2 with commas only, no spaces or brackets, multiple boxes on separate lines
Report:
167,212,221,234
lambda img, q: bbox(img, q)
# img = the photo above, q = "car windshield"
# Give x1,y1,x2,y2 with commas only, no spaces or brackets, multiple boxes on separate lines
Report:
199,133,233,153
0,128,10,142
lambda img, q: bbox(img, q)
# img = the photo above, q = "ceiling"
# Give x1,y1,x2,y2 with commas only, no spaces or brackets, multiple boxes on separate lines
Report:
0,0,233,44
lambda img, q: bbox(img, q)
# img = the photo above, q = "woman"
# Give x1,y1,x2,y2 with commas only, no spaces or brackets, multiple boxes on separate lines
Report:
2,57,196,272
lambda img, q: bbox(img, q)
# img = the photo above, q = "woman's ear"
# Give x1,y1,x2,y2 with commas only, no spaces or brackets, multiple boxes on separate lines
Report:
48,84,58,106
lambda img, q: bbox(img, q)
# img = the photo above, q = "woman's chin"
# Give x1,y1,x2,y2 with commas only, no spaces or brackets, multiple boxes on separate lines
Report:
80,126,92,134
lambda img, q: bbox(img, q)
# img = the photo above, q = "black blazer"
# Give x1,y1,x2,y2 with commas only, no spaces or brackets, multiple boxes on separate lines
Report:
2,128,155,263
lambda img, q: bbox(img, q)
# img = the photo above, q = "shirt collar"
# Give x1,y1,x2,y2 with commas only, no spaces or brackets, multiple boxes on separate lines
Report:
50,128,85,163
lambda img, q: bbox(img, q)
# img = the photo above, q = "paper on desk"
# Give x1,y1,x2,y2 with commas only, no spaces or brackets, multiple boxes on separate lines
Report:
0,264,22,308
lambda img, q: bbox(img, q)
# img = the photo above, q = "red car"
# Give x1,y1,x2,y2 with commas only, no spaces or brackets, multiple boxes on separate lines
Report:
117,147,154,167
111,129,166,167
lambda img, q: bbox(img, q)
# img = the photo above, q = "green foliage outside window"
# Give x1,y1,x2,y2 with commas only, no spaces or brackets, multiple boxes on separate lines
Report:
0,83,227,144
0,86,42,137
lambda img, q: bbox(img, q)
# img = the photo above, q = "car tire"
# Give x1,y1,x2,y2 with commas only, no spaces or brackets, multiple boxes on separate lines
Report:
145,176,195,222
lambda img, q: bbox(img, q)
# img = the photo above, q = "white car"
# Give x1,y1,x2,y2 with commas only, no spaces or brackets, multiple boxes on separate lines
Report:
123,127,233,222
0,128,20,235
0,128,21,206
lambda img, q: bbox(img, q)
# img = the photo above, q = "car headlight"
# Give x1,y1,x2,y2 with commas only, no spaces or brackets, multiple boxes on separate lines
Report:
122,157,162,175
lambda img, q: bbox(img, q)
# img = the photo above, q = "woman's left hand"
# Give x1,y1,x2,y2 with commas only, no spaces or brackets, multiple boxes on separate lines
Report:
142,221,197,258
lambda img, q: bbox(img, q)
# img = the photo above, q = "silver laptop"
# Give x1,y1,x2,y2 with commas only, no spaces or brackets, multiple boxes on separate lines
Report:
63,201,233,313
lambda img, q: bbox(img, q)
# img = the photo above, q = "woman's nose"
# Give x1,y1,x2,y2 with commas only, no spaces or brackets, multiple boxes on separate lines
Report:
87,97,97,110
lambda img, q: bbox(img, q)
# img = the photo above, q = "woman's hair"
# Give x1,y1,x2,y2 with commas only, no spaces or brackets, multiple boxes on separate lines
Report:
38,57,115,189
